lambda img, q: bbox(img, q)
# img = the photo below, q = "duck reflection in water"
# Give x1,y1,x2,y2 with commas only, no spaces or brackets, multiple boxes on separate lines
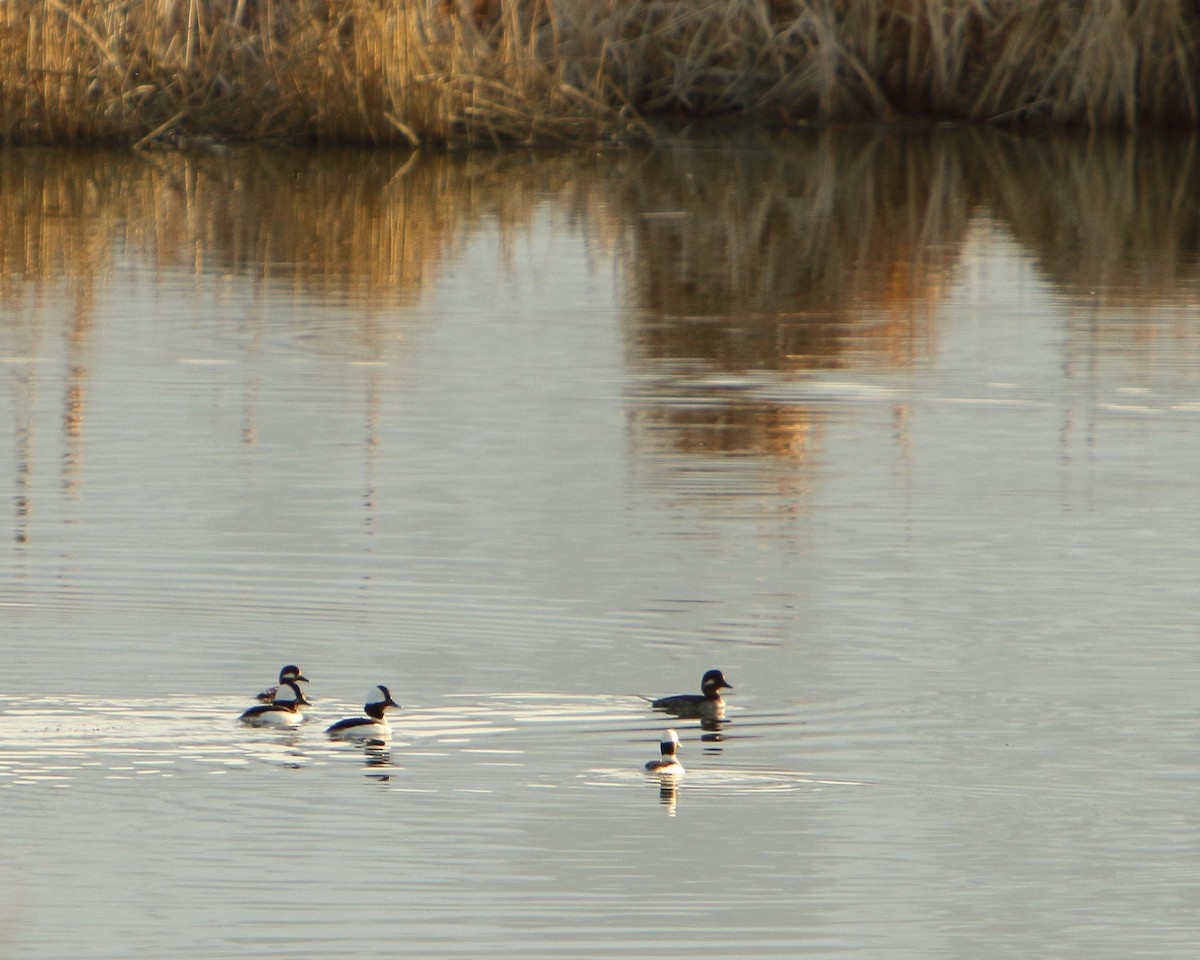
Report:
699,715,727,744
362,741,394,782
656,777,680,815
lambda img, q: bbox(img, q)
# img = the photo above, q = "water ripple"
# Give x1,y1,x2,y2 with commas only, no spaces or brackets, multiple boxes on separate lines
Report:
0,693,807,789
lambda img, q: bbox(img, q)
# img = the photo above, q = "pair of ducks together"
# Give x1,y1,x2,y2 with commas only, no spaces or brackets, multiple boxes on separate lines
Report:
239,666,399,740
240,665,734,766
644,668,732,776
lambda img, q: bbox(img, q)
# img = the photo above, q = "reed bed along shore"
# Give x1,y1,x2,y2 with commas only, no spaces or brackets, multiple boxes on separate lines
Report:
2,0,1199,147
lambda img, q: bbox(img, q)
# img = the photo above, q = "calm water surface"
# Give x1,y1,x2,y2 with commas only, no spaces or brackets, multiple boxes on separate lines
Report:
1,132,1199,958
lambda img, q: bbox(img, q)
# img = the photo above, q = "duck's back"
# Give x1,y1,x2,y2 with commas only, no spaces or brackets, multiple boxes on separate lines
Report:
239,704,300,727
651,692,704,710
326,716,386,739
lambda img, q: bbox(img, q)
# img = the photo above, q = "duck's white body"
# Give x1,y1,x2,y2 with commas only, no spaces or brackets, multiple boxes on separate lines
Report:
239,680,307,727
241,705,304,728
645,729,684,775
326,716,392,741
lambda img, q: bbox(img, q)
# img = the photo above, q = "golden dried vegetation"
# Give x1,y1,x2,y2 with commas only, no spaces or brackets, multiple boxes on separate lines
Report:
1,1,1197,146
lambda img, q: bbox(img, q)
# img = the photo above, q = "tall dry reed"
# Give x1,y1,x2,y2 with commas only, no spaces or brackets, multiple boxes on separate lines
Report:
1,1,1199,145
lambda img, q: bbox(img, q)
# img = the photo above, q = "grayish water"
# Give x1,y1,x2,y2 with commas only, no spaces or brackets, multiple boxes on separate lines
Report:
1,132,1199,958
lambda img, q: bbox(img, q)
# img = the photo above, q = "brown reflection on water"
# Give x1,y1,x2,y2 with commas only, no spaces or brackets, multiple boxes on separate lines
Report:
0,147,629,545
0,146,632,320
4,130,1200,524
617,130,971,463
634,393,818,459
620,132,965,342
986,132,1200,303
617,129,1200,465
0,147,496,315
983,131,1200,365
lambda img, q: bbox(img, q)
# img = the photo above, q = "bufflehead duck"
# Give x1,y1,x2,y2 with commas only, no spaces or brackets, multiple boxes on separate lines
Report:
645,729,684,774
239,680,308,727
256,664,310,702
651,669,732,718
326,685,400,740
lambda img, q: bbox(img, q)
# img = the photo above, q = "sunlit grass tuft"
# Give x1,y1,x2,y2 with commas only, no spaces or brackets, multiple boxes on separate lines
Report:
1,0,1198,147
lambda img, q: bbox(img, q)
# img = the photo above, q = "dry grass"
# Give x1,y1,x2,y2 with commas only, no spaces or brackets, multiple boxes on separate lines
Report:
1,0,1199,144
0,0,642,146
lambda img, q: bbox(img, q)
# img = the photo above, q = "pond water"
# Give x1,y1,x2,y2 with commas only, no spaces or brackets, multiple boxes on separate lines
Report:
1,130,1199,958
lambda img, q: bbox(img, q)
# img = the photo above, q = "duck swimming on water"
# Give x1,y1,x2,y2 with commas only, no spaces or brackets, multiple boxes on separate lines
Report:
651,669,732,719
644,728,684,775
239,680,309,727
326,685,401,741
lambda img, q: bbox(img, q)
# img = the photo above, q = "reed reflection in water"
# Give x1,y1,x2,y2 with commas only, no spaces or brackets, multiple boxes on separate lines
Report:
1,130,1200,959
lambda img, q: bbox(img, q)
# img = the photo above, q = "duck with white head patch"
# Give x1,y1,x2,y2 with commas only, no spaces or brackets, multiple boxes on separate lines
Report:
255,664,310,703
651,669,732,719
239,680,309,727
644,729,684,775
326,685,401,741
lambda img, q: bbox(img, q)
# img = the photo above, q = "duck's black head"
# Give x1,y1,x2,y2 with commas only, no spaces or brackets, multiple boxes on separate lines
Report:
700,669,731,697
279,664,310,684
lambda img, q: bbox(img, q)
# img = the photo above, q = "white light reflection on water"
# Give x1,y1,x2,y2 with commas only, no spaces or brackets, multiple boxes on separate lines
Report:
1,136,1200,959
